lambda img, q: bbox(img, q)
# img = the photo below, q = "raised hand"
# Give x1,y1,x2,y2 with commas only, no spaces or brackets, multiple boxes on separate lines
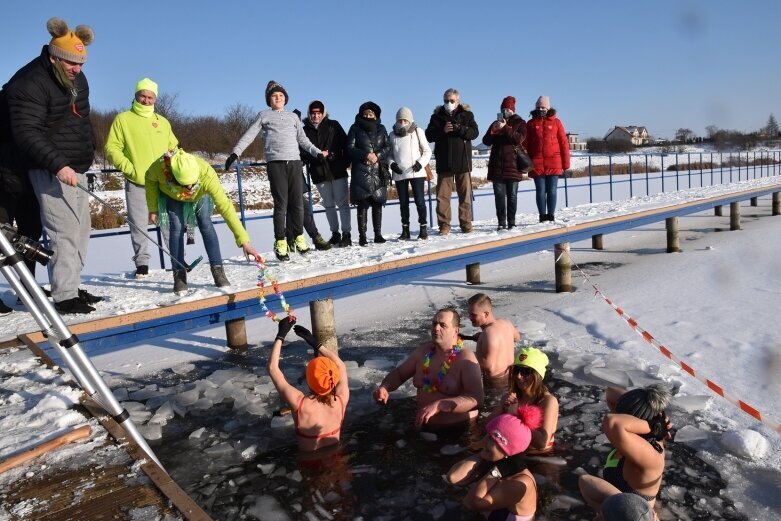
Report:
275,316,296,342
225,153,238,171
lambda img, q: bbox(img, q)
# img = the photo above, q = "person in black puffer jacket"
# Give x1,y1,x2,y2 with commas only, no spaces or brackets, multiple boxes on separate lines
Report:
5,18,98,315
347,102,390,246
482,96,527,229
301,100,352,247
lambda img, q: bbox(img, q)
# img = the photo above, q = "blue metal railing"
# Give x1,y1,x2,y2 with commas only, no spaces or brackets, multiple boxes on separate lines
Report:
78,150,781,271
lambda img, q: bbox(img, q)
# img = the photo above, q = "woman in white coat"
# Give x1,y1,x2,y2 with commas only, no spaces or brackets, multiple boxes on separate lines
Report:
387,107,432,240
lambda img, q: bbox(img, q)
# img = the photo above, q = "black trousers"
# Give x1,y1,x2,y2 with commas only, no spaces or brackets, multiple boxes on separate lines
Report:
0,188,42,274
267,160,304,240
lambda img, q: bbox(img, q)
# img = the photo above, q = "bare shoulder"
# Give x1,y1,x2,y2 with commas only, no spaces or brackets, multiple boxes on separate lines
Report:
457,346,478,363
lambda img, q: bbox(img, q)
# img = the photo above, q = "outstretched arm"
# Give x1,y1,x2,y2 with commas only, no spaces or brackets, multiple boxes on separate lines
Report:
267,317,304,408
374,349,418,403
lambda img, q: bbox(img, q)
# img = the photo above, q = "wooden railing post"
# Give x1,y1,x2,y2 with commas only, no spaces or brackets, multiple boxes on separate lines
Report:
554,242,572,293
750,196,758,207
226,318,248,350
666,217,680,253
714,205,723,217
466,263,481,285
592,234,604,250
730,202,741,231
773,192,780,216
310,298,338,353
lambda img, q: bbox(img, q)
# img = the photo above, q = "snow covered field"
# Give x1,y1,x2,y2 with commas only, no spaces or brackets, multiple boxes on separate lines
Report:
1,157,780,520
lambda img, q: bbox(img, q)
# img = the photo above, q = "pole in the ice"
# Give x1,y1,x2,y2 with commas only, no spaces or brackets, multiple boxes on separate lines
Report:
0,224,166,470
76,183,202,272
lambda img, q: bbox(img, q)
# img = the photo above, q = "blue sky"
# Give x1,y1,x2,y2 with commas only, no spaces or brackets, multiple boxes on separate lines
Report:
3,1,779,141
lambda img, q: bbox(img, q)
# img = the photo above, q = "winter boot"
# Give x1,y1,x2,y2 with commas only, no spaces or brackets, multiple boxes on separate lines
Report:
339,232,352,247
547,213,555,222
211,265,231,288
539,214,546,223
357,208,368,247
313,234,332,251
418,225,428,240
54,297,95,315
274,239,290,261
438,224,451,235
328,231,342,246
497,222,507,230
399,225,411,240
0,300,13,316
78,288,104,304
294,234,311,254
372,206,386,243
173,269,188,295
134,265,149,279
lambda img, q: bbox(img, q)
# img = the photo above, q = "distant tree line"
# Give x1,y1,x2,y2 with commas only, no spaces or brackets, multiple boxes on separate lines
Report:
90,94,265,169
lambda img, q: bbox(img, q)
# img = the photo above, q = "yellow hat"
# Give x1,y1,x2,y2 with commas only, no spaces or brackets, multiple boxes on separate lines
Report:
306,357,340,395
47,17,94,64
135,77,158,96
514,347,549,379
170,150,200,186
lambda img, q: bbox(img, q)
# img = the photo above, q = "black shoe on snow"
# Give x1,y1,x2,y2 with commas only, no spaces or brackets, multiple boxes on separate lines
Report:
55,297,95,315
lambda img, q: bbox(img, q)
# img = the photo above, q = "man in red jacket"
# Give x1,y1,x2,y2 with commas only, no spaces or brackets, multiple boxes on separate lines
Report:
523,96,570,222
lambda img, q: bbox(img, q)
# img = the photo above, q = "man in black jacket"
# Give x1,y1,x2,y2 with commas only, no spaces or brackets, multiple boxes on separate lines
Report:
300,100,352,247
5,18,99,314
425,88,479,235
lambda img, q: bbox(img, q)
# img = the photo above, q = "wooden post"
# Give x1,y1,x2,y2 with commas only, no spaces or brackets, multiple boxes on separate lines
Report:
773,192,780,216
592,234,604,250
310,298,338,353
666,217,680,253
466,263,481,285
226,318,248,350
730,202,741,231
750,196,758,207
714,205,723,217
554,242,572,293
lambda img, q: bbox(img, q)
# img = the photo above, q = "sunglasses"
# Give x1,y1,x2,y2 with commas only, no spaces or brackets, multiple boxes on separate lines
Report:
513,365,536,377
444,99,458,103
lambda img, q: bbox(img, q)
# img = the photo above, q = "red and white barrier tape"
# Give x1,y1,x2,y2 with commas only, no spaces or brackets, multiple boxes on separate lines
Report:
557,248,781,434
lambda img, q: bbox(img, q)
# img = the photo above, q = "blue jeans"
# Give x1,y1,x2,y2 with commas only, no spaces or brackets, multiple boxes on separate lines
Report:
396,178,427,226
533,175,560,215
167,195,222,269
492,180,518,226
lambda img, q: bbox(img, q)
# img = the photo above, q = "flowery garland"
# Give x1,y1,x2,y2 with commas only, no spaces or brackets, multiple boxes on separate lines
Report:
256,257,294,321
421,338,464,393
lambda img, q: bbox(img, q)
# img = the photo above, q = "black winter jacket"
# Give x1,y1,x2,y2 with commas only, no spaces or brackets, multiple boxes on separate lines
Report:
5,46,95,177
0,88,29,195
300,117,350,184
347,116,390,204
424,104,479,175
482,114,527,182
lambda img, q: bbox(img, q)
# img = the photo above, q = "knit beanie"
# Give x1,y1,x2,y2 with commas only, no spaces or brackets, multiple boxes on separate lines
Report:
536,96,551,110
306,357,340,396
396,107,414,123
169,150,200,186
47,17,94,64
615,384,671,421
265,80,289,107
308,100,325,114
485,405,543,456
501,96,516,113
135,77,158,96
601,493,653,521
514,347,549,379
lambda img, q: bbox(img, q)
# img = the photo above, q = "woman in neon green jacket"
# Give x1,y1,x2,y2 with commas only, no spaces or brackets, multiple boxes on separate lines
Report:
146,148,259,294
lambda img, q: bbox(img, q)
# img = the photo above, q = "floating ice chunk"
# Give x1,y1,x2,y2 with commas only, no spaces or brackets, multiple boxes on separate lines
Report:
396,439,407,448
240,444,258,460
720,429,769,460
420,432,437,442
138,423,162,440
589,367,629,387
247,401,269,417
363,358,396,370
204,387,225,404
189,427,207,439
270,415,294,430
583,359,606,375
192,397,213,410
112,388,129,401
440,444,465,456
122,401,147,412
207,369,247,387
663,484,687,501
314,504,333,520
204,442,234,457
673,425,709,444
672,395,711,413
343,360,359,370
288,470,302,482
128,384,159,401
257,463,275,475
625,370,663,388
129,410,152,423
176,389,200,406
198,483,218,496
149,401,175,425
172,363,196,375
172,401,187,418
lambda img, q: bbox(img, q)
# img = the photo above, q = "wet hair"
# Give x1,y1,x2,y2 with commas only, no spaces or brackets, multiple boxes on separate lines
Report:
434,307,460,328
615,384,671,420
467,293,492,309
508,367,550,407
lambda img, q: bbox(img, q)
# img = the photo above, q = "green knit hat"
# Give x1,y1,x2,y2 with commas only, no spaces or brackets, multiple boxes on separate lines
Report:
514,347,549,379
170,150,199,186
135,77,158,96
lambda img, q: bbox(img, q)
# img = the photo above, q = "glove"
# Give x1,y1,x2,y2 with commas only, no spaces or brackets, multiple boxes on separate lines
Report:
275,316,296,342
493,454,527,478
390,162,403,175
294,324,321,353
647,413,669,441
412,161,423,173
225,153,238,171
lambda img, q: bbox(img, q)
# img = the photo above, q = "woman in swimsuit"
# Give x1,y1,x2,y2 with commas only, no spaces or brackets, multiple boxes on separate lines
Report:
446,405,542,520
267,317,350,452
488,348,558,454
579,384,672,520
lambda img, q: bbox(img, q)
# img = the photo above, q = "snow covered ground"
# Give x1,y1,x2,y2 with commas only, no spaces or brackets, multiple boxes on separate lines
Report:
1,159,780,520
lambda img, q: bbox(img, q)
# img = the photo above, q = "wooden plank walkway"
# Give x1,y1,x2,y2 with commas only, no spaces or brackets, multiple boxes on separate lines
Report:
9,181,781,351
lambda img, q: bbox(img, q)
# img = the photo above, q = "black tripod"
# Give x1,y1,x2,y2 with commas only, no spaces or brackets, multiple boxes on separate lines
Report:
0,223,165,470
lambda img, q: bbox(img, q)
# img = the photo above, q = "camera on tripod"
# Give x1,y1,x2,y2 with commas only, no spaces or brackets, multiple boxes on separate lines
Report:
0,223,53,266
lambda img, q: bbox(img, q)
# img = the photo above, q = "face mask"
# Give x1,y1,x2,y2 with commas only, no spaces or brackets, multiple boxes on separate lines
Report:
502,109,513,119
444,102,457,113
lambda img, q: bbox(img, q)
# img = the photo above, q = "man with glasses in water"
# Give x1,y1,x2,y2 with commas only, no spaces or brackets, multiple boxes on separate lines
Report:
373,307,484,429
425,88,479,235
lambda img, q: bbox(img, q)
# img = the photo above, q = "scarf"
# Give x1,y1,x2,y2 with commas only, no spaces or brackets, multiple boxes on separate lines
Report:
131,100,155,118
51,60,74,91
